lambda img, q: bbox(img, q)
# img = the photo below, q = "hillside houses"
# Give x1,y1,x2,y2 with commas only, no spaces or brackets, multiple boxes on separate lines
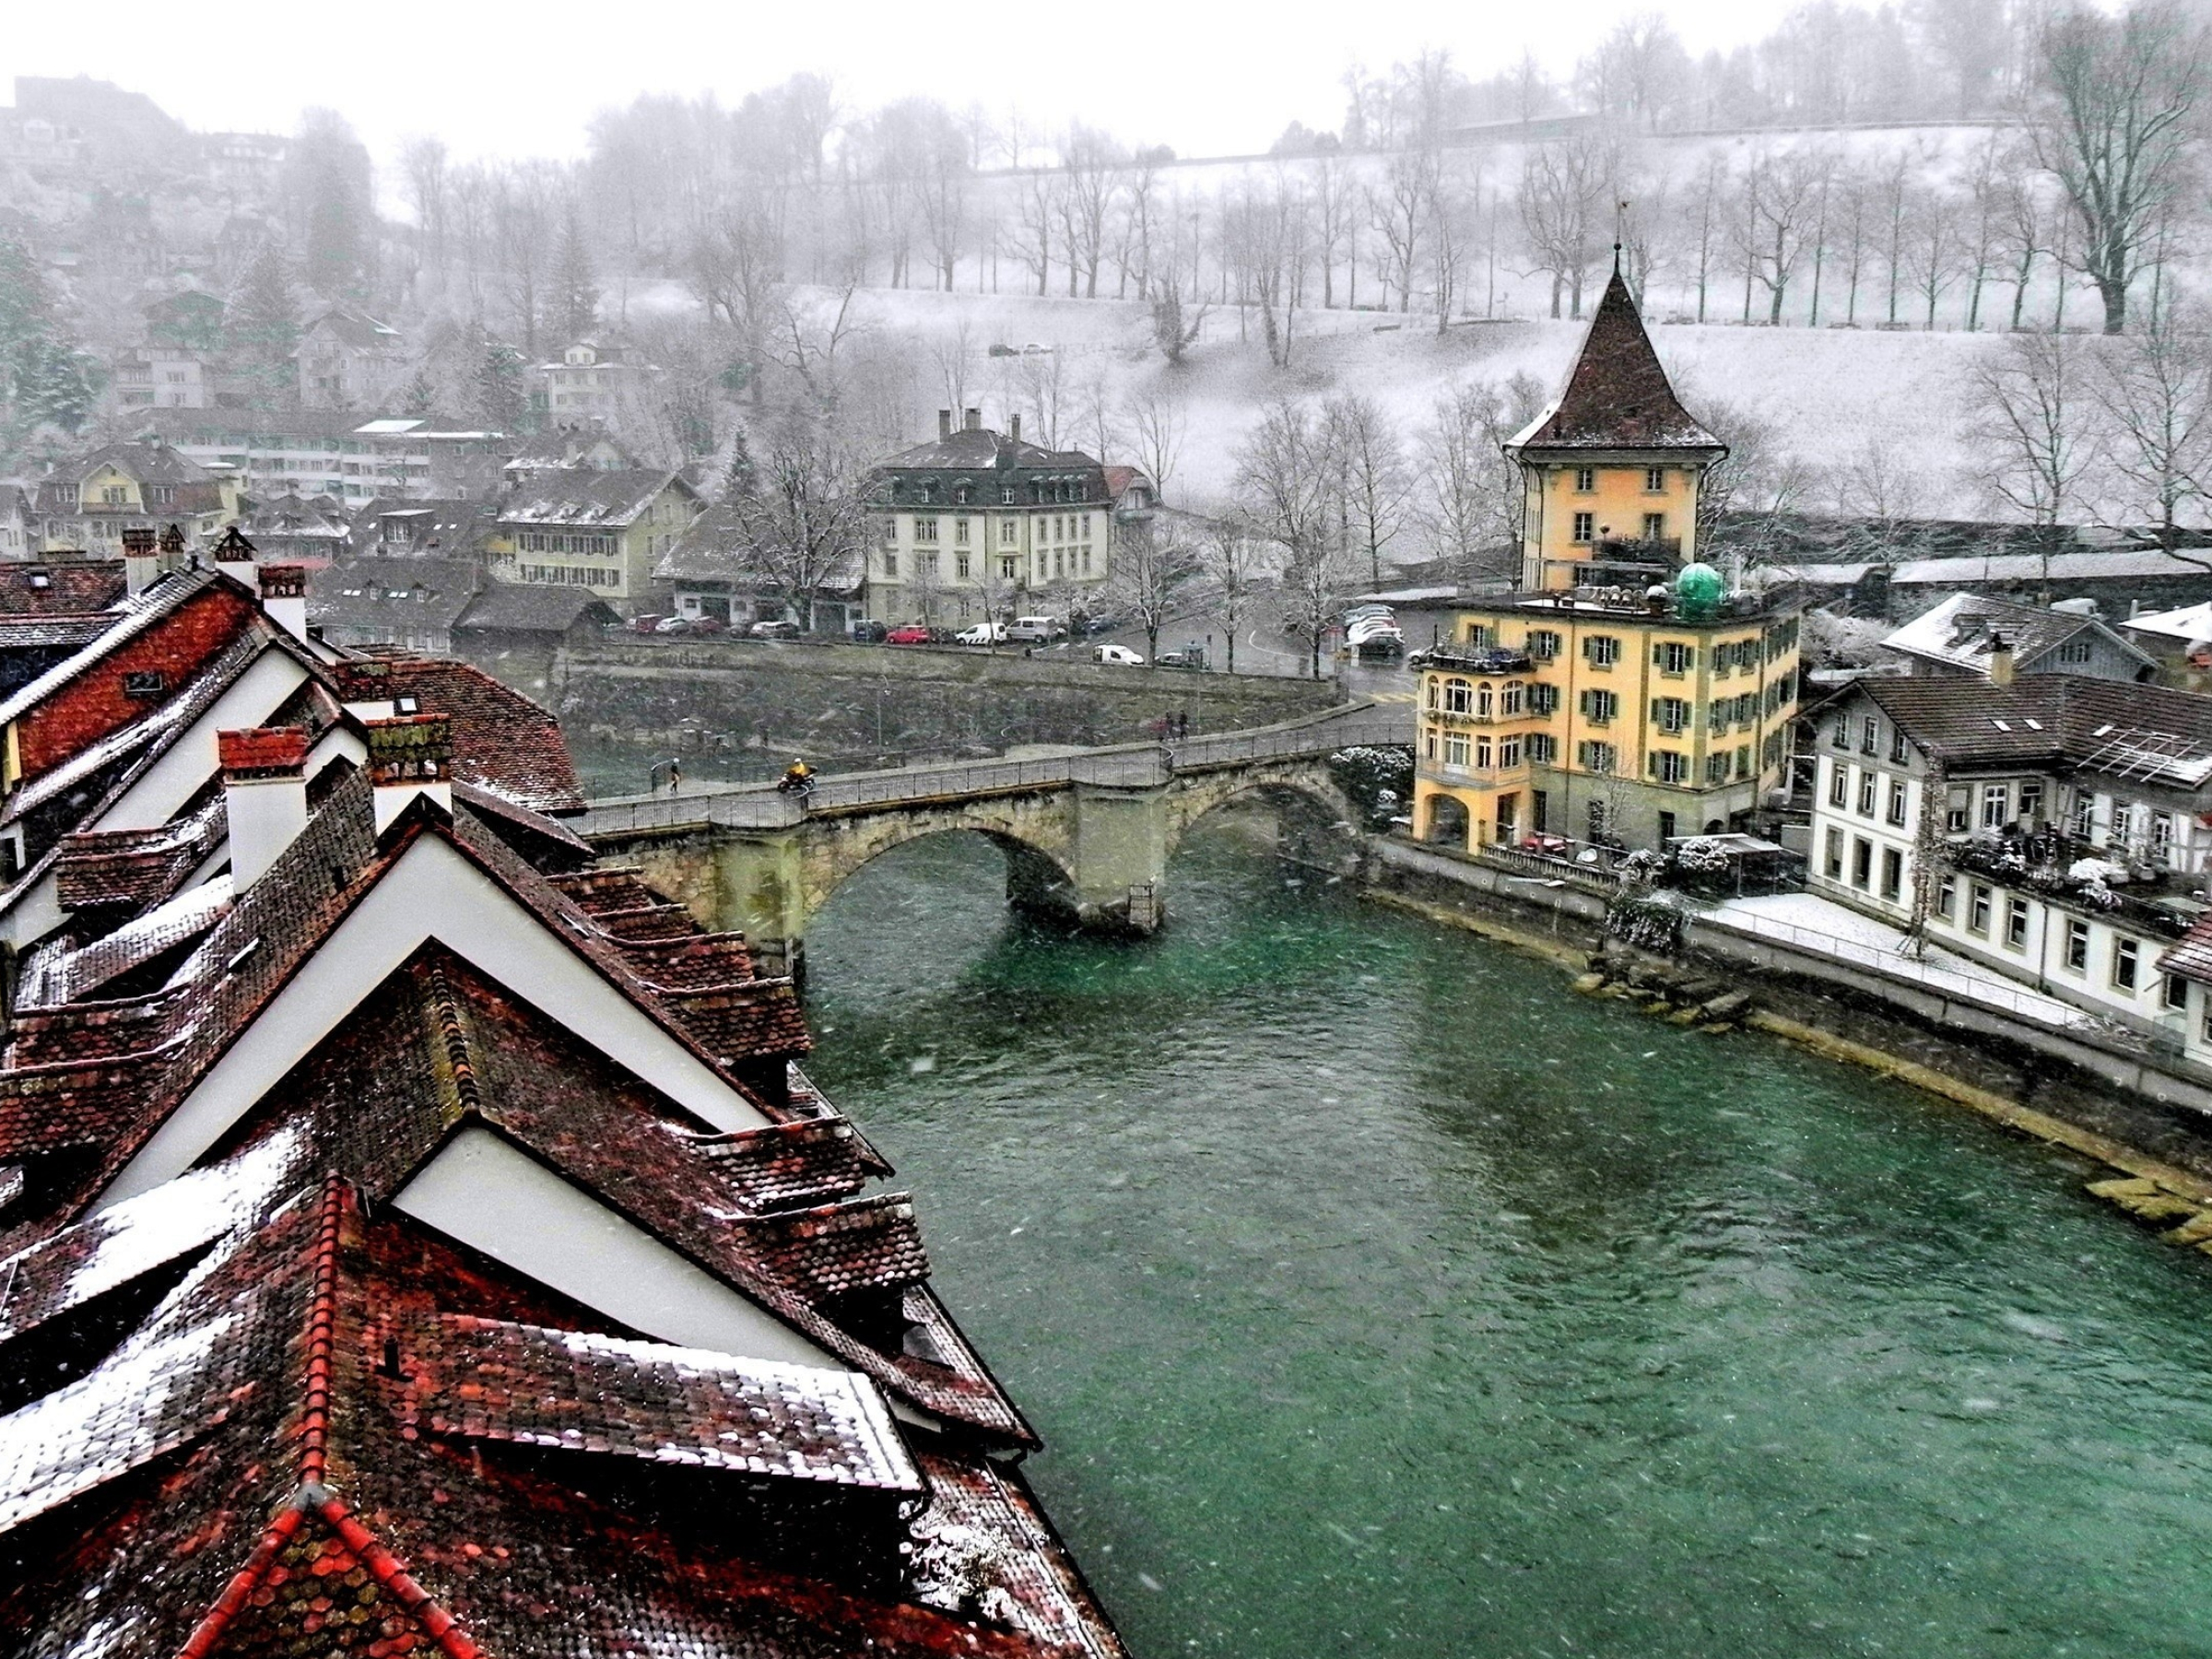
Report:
495,466,703,603
295,305,406,410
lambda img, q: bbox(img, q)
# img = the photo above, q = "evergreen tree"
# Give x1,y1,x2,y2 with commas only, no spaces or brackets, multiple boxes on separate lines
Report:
287,110,373,299
0,229,99,446
724,421,757,498
555,206,599,344
476,340,528,431
400,366,438,416
223,241,302,412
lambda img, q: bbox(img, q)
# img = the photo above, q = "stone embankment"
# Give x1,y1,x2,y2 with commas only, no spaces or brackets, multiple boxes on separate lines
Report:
517,638,1346,770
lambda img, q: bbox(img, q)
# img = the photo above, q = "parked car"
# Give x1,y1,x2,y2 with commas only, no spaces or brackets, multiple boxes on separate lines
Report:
849,618,888,643
1093,643,1145,665
957,621,1008,645
688,616,728,634
1156,650,1206,670
631,614,671,634
886,624,935,645
1008,615,1066,644
1077,613,1120,637
748,618,803,640
653,615,692,634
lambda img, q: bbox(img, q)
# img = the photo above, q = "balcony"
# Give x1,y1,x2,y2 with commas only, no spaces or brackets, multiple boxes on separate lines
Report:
1415,643,1531,674
1946,830,2204,938
1593,535,1682,561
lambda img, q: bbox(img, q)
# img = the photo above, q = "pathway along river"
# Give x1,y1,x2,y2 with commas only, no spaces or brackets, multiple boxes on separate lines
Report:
800,821,2212,1659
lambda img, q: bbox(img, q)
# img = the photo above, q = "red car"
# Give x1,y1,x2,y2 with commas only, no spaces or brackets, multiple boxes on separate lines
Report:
885,624,934,645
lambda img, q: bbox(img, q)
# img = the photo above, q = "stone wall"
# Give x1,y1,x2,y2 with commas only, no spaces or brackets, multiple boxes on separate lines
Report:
527,639,1347,771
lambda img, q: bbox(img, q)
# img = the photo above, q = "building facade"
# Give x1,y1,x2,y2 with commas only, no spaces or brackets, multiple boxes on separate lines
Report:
139,412,506,507
1412,269,1804,853
493,467,704,605
867,409,1113,624
28,439,238,553
295,305,407,409
540,338,643,424
1807,674,2212,1047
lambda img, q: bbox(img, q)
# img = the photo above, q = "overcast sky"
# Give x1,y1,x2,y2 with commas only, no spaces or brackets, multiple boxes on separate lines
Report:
2,1,1794,172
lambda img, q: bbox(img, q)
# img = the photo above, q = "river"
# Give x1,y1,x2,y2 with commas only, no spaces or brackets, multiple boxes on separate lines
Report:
799,818,2212,1659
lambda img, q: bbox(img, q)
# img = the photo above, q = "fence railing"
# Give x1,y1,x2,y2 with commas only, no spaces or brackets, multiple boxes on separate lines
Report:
579,702,1413,839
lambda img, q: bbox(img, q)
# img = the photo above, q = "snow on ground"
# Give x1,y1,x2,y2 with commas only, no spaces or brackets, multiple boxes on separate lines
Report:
1706,889,2094,1031
631,276,2008,520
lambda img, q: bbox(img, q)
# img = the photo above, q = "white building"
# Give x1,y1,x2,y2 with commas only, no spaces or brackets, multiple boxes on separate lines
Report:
1808,672,2212,1051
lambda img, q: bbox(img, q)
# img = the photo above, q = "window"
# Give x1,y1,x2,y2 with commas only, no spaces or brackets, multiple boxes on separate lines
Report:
1889,727,1909,764
1737,745,1753,778
1423,726,1438,759
2112,805,2135,849
1852,838,1873,888
1475,736,1495,769
2005,897,2029,949
1887,779,1908,827
1860,717,1879,756
1824,827,1844,878
2018,781,2044,823
2057,636,2093,665
1857,771,1877,816
1981,783,2010,830
1500,735,1523,767
1500,683,1524,715
957,551,972,578
882,549,898,577
123,670,166,699
1572,511,1594,543
2065,919,2089,972
1529,684,1559,715
2113,936,2140,992
1426,677,1440,710
1642,512,1666,540
2166,972,2190,1011
955,518,971,544
1001,519,1018,543
1573,466,1595,492
1705,753,1732,784
1653,750,1689,784
1474,684,1495,718
1936,875,1957,919
1579,688,1618,724
1645,466,1665,492
998,555,1017,580
1444,732,1470,766
1578,740,1617,774
915,516,939,542
1654,696,1690,734
1655,641,1693,675
1831,718,1851,750
1882,848,1904,902
1969,883,1992,934
1444,678,1473,714
1527,629,1560,660
1585,635,1620,667
2153,813,2176,865
1526,733,1558,763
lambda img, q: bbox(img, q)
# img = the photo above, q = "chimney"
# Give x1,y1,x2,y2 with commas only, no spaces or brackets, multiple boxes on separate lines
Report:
1987,631,2016,688
258,562,309,642
218,726,311,889
366,714,453,834
211,526,259,594
938,408,953,440
964,407,981,431
121,526,159,595
1009,413,1021,443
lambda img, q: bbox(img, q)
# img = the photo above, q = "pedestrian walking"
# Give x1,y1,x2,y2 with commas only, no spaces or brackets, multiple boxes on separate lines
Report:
668,758,684,793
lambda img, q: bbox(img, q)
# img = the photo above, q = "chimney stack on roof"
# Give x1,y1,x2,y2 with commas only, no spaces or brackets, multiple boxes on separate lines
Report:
964,407,981,431
121,525,162,596
1009,413,1021,443
211,526,259,594
366,713,453,834
257,562,309,643
218,726,310,889
938,408,952,440
1987,631,2016,688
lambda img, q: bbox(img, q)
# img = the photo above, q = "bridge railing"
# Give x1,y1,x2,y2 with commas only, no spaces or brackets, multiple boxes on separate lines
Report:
579,701,1413,839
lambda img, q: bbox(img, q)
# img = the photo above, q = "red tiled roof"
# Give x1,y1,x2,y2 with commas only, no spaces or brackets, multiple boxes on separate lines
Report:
217,724,310,777
331,657,583,815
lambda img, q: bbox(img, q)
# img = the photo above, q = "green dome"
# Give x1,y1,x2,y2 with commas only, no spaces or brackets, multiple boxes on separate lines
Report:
1675,561,1725,620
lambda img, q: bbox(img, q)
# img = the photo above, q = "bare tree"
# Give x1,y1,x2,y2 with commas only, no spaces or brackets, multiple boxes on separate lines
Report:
2090,302,2212,547
1832,435,1936,559
1414,375,1543,573
1111,518,1204,662
1235,398,1346,678
1324,394,1411,585
1313,156,1355,309
1123,380,1187,496
2033,2,2209,334
1519,135,1605,319
1578,12,1692,131
1735,145,1834,324
1059,126,1124,299
1903,183,1964,328
1972,330,2093,564
724,409,874,631
1369,143,1439,313
1197,514,1274,674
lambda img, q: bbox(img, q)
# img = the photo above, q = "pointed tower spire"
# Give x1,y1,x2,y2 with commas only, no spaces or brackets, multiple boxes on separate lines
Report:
1511,268,1725,458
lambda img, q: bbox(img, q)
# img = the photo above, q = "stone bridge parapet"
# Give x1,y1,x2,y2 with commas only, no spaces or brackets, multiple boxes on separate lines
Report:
579,704,1407,979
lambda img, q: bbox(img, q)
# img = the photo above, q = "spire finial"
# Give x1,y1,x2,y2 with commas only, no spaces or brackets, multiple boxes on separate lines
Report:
1614,199,1630,273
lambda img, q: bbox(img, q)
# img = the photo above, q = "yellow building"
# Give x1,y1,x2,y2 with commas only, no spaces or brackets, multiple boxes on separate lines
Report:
1411,266,1805,853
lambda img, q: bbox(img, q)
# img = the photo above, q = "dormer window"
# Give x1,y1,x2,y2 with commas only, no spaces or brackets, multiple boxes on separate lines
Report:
395,693,420,714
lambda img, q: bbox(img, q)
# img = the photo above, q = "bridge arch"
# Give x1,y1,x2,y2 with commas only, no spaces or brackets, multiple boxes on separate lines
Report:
797,814,1081,924
1162,763,1368,870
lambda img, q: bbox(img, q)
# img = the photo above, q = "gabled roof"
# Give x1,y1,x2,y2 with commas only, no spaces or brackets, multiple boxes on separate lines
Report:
1511,267,1724,456
330,656,583,814
878,427,1100,473
0,559,126,615
1883,592,2154,678
299,305,402,350
41,440,220,490
1851,673,2212,786
497,467,691,528
308,555,482,636
453,582,619,635
0,564,243,734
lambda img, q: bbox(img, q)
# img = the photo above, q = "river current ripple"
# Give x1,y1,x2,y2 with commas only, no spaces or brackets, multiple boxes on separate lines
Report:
803,825,2212,1659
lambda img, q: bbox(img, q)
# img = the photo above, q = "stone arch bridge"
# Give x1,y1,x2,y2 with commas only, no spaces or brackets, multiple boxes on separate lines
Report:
576,704,1409,980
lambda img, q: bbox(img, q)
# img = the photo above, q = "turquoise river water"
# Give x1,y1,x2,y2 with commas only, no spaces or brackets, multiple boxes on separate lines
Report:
799,824,2212,1659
